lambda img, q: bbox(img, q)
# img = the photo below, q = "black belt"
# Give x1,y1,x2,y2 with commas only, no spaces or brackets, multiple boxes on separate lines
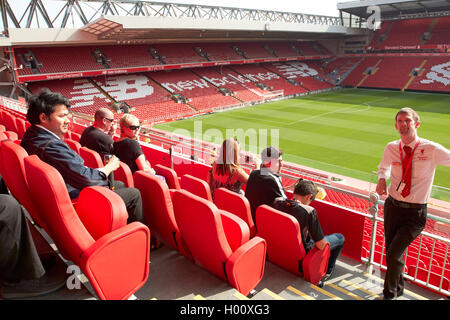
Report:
388,196,427,209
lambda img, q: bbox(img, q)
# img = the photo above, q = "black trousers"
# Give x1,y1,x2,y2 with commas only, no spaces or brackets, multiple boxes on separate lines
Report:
0,195,45,282
383,196,427,299
113,181,144,224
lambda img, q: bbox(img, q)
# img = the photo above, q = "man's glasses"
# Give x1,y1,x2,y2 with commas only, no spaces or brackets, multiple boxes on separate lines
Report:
129,125,140,130
103,117,114,122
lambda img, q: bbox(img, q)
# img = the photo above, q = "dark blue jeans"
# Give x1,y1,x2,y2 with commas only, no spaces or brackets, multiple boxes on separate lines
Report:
306,233,345,275
324,233,346,275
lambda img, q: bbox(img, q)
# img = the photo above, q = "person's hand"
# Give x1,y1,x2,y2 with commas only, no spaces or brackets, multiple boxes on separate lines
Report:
108,122,117,137
105,155,120,171
254,156,262,169
376,178,387,196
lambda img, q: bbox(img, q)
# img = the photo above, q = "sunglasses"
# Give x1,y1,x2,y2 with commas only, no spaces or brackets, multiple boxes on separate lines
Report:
103,117,114,122
128,125,140,130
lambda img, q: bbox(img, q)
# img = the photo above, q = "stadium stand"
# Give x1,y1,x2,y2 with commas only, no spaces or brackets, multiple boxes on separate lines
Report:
379,18,433,48
424,16,450,45
2,0,450,302
149,68,239,111
27,78,113,115
361,56,427,90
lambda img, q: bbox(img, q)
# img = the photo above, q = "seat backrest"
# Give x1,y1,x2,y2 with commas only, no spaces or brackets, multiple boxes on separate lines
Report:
0,131,7,140
15,117,27,139
0,124,6,132
65,138,82,154
4,131,18,141
3,112,18,133
80,146,103,168
133,171,179,250
24,155,95,261
256,205,306,275
0,140,46,229
214,187,256,237
172,189,232,280
154,164,180,189
180,174,212,201
71,131,81,142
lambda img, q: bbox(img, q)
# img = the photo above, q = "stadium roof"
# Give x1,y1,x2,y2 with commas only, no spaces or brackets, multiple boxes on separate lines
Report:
338,0,450,20
0,1,369,46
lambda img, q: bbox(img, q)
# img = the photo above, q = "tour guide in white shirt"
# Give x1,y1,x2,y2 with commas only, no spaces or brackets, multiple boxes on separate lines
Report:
376,107,450,300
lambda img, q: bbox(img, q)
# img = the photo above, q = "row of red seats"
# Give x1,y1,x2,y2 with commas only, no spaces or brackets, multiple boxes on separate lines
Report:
27,61,331,123
361,219,450,292
0,113,314,296
14,41,329,76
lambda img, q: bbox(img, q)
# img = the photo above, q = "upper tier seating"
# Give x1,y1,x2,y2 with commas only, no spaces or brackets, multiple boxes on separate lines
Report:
368,20,394,48
152,43,207,65
15,46,105,75
230,42,274,59
425,16,450,45
193,43,240,61
97,45,161,69
380,18,433,47
265,42,301,58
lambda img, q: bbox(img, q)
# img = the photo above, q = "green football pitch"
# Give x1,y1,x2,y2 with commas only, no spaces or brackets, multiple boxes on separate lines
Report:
154,88,450,198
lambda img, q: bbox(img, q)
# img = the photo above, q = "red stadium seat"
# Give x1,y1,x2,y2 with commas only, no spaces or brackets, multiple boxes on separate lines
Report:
214,187,256,238
4,131,18,141
133,171,190,257
154,164,180,189
180,174,212,201
15,117,27,139
172,189,266,296
0,140,47,230
256,205,330,285
407,265,450,292
0,124,6,132
71,131,81,142
65,138,81,154
115,161,134,188
79,146,134,187
3,112,18,133
80,146,103,168
24,155,150,300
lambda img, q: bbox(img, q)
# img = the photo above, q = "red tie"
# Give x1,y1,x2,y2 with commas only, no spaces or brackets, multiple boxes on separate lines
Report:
401,146,412,198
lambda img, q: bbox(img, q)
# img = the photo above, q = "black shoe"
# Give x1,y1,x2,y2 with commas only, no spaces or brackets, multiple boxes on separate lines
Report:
317,272,332,288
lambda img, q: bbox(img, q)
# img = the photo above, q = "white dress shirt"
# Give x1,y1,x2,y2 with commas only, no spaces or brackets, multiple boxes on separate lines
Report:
378,137,450,204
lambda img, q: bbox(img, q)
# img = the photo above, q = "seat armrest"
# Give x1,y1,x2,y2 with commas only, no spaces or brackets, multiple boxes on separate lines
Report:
225,237,266,296
114,161,134,188
75,186,128,240
219,209,250,251
302,242,330,285
81,222,150,300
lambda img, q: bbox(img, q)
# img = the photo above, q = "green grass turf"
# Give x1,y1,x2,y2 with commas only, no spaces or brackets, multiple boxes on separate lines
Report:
154,88,450,199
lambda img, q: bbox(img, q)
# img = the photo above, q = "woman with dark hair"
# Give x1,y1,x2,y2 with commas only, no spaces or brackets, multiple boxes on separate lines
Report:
208,138,260,199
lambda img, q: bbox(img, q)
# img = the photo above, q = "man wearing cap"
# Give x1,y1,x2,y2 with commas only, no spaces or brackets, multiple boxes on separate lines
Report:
245,146,287,223
376,107,450,300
